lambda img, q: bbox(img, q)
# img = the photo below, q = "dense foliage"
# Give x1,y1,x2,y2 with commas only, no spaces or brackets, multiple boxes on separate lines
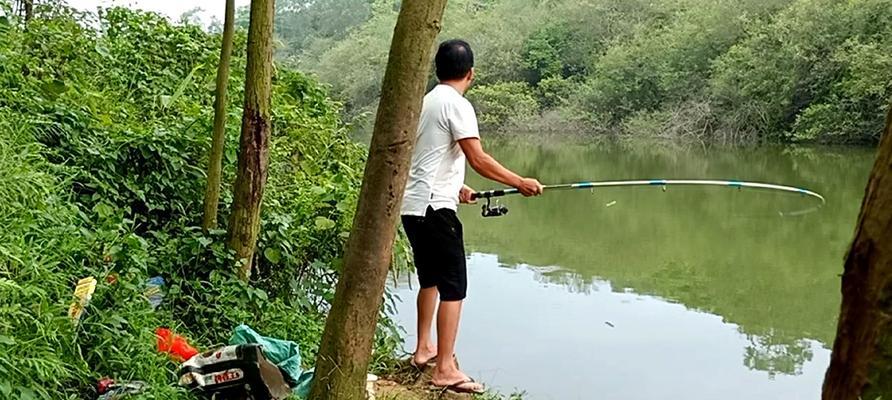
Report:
265,0,374,65
293,0,892,144
0,3,402,398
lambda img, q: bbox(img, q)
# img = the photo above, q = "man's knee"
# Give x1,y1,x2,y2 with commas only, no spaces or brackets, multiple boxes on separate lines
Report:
438,280,467,301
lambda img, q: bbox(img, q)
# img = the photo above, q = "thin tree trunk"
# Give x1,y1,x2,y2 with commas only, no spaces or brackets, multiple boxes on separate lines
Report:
23,0,33,22
202,0,236,232
308,1,448,399
823,105,892,400
227,0,275,281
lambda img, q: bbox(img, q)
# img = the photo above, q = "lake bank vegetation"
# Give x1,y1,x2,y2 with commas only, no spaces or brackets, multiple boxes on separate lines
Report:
289,0,892,144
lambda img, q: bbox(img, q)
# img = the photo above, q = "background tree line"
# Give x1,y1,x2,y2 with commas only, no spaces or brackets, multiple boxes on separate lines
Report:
271,0,892,144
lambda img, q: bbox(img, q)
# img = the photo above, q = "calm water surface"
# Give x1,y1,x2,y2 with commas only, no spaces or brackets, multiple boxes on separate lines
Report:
389,140,875,399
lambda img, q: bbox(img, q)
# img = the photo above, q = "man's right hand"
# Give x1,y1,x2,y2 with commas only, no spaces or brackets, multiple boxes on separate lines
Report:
458,138,545,197
517,178,544,197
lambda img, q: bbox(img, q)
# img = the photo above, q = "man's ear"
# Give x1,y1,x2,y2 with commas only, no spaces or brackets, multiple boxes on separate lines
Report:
467,68,475,82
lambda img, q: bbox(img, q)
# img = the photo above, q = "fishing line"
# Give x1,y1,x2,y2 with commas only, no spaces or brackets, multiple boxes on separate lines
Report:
470,179,826,218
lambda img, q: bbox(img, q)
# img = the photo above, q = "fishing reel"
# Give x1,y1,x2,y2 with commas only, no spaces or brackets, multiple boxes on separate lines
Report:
481,197,508,218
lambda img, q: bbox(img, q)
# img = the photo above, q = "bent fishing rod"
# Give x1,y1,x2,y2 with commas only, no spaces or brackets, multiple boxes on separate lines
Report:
470,179,826,218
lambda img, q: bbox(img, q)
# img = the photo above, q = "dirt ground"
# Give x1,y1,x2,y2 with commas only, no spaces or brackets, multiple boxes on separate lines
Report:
371,359,475,400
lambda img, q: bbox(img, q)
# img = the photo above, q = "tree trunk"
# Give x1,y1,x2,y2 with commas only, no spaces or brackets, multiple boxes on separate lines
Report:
25,1,33,22
823,105,892,400
20,0,33,22
308,1,448,399
227,0,275,281
202,0,236,232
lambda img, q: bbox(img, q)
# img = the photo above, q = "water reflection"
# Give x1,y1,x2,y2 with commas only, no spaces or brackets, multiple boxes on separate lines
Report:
391,140,873,399
391,255,831,399
743,333,814,379
523,262,821,379
461,141,873,348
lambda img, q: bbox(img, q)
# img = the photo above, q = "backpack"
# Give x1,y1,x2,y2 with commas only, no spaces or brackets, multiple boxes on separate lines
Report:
178,344,292,400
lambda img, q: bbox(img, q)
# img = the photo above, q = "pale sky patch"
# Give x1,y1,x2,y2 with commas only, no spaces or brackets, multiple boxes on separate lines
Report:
67,0,251,23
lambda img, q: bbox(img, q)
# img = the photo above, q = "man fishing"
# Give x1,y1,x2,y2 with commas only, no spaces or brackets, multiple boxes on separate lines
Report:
400,39,544,393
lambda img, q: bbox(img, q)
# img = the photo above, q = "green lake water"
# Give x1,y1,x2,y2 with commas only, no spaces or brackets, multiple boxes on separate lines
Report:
390,139,875,399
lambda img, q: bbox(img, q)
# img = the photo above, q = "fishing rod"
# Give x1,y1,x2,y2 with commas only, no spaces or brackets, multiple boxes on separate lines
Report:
470,179,826,218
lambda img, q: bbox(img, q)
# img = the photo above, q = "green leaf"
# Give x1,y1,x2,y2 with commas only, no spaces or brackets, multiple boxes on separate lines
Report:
0,336,14,345
93,202,114,219
314,217,336,230
95,44,111,59
263,247,282,264
40,80,67,98
19,387,36,400
162,63,203,110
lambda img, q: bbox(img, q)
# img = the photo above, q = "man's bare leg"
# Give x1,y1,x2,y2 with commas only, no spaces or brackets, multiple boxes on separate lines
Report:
414,286,439,365
431,299,480,388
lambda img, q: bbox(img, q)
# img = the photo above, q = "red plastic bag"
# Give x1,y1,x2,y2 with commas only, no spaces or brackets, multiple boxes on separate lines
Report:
156,327,199,362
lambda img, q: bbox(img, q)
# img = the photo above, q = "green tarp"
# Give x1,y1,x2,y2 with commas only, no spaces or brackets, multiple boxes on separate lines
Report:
229,324,314,398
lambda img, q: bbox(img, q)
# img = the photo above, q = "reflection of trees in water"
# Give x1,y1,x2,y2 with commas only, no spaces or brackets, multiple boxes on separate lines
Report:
464,142,870,380
521,262,819,377
743,331,814,378
532,268,595,294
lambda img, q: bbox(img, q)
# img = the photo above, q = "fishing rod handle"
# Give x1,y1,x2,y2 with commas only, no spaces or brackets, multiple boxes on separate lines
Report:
471,188,519,200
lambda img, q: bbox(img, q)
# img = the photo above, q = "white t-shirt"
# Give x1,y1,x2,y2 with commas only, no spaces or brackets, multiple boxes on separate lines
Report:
401,84,480,216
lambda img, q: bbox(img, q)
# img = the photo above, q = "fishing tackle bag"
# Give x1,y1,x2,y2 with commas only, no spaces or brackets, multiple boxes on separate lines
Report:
178,343,292,400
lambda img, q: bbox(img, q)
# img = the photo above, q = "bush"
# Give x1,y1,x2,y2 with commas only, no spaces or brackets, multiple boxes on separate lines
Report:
790,39,892,143
467,82,539,130
621,101,751,144
0,5,401,398
709,0,892,143
521,24,569,84
301,0,892,144
536,76,576,109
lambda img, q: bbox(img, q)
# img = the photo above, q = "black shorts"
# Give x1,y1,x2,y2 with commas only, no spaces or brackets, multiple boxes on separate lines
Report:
401,206,467,301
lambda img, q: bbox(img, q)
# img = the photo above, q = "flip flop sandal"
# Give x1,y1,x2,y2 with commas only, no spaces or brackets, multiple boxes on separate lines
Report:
433,378,485,394
409,354,438,369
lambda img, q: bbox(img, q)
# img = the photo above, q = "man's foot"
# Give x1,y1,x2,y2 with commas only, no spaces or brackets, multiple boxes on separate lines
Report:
412,345,438,367
431,363,483,393
431,376,485,394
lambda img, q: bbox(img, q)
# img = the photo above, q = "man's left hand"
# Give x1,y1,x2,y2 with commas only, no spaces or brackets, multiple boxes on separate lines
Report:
459,185,477,204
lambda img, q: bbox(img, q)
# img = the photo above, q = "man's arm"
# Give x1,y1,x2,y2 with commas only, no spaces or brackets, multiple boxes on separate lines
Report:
458,138,543,197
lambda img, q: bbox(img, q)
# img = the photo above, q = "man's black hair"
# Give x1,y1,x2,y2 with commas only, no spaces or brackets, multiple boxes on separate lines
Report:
435,39,474,81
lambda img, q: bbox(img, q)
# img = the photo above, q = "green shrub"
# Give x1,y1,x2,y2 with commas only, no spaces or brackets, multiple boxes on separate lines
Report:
791,39,892,143
521,24,568,84
709,0,892,143
536,76,576,109
467,82,539,129
0,5,400,398
300,0,891,144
